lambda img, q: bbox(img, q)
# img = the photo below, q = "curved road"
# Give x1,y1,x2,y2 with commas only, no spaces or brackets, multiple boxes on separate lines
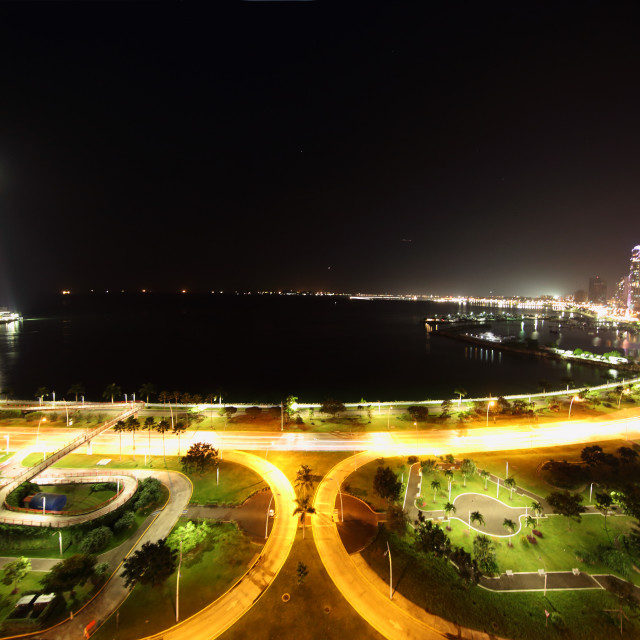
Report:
312,452,461,640
140,450,297,640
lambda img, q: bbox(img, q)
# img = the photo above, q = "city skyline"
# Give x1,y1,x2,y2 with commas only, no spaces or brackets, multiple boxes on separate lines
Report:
1,3,639,310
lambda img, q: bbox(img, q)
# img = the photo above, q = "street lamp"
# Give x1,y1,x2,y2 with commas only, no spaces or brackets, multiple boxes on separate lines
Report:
486,400,495,426
337,480,344,523
265,494,274,539
36,416,47,447
590,482,598,503
568,395,579,418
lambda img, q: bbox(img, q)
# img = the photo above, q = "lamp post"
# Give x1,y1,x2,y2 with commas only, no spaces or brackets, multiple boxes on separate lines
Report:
64,399,69,426
337,481,344,522
486,400,495,427
176,538,182,622
590,482,598,504
568,395,579,418
385,541,393,600
265,494,274,539
42,496,46,516
36,416,46,447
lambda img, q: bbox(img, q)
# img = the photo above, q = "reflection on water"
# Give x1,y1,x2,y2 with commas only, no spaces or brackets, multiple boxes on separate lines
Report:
0,298,629,402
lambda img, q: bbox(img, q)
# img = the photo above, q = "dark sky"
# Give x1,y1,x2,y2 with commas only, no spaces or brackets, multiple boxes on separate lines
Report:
1,2,639,308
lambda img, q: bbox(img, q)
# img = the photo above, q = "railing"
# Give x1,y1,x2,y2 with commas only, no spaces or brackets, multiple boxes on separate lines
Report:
3,407,139,496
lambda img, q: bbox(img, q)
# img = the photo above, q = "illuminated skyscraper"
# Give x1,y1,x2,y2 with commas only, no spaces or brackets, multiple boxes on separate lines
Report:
629,245,640,312
588,276,607,304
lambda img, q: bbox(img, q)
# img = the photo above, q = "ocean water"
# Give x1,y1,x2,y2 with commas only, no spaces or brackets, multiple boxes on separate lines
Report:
0,295,615,404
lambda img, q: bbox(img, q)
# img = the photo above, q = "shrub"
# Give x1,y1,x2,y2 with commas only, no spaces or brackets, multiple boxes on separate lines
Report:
550,612,566,629
90,482,117,493
407,456,418,464
526,535,537,544
133,477,163,511
79,526,113,554
574,549,597,565
416,497,425,508
520,536,528,546
114,511,136,533
532,529,543,538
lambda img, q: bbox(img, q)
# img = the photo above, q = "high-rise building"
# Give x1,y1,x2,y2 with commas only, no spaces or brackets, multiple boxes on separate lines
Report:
588,276,607,304
615,276,629,309
629,245,640,312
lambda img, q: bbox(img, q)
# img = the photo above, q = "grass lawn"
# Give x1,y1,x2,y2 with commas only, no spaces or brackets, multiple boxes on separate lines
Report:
444,512,640,585
466,439,631,500
218,528,384,640
0,571,55,634
417,467,531,509
362,528,640,640
93,521,261,640
34,483,115,511
343,456,409,512
23,453,265,506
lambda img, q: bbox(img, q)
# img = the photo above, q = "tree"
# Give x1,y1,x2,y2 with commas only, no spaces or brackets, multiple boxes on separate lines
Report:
41,554,97,594
173,420,187,457
67,383,85,403
283,395,298,424
480,469,490,490
414,513,451,558
450,546,480,586
444,502,456,521
121,539,177,588
320,398,346,418
35,387,49,403
103,383,122,404
440,399,453,419
408,405,429,422
386,504,409,535
167,520,212,554
581,445,605,467
158,390,170,405
373,466,402,503
245,406,262,420
294,465,314,498
470,511,485,528
114,511,136,533
546,490,586,530
531,500,543,525
293,496,315,539
181,442,220,475
473,535,498,575
617,446,639,465
224,406,237,421
79,526,113,554
297,561,308,584
431,479,441,503
460,459,476,487
113,420,126,460
126,416,141,455
454,387,467,407
595,491,614,542
155,418,171,460
504,476,516,500
502,518,516,545
143,416,156,454
2,557,31,593
524,515,536,529
139,383,157,404
444,469,454,494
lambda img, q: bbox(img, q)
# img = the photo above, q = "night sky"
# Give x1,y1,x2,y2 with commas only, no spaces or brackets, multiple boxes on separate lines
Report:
1,2,639,309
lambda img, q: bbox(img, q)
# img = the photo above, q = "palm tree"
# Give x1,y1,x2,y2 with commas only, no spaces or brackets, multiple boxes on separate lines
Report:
171,390,181,405
143,416,155,455
292,496,316,539
139,383,156,404
444,502,456,521
35,387,49,404
158,391,170,405
173,420,187,457
480,469,490,490
454,387,467,407
113,420,126,461
460,459,476,487
126,416,140,456
470,511,485,528
215,388,226,405
444,469,454,495
294,465,314,499
67,383,85,403
531,500,543,525
155,419,171,461
103,383,122,404
504,476,516,500
431,479,441,503
525,515,536,529
503,518,517,545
